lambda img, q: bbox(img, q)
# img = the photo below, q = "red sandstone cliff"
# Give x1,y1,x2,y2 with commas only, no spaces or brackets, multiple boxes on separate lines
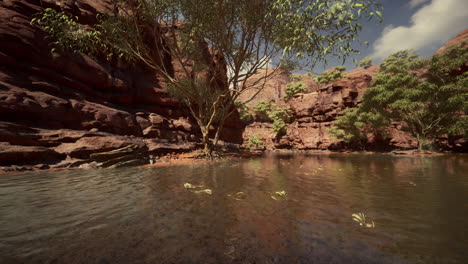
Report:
434,29,468,56
0,0,243,169
241,30,468,152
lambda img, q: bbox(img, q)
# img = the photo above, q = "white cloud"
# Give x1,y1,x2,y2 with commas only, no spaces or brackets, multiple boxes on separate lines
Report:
409,0,430,8
370,0,468,60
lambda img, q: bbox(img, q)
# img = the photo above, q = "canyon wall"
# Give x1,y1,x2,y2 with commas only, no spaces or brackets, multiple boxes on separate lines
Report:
0,0,243,168
241,30,468,152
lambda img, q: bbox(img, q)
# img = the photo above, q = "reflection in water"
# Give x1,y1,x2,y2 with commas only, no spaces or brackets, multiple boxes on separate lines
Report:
0,153,467,263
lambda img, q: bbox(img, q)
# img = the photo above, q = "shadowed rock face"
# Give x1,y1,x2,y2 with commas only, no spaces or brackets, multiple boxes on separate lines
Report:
241,29,468,152
0,0,243,168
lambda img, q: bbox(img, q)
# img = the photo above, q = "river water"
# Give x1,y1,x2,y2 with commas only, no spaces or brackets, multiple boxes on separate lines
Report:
0,153,467,264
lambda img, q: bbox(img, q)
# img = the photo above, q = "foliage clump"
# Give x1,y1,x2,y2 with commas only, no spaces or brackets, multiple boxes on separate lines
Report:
279,59,299,74
31,9,102,58
248,135,264,149
269,107,292,134
358,57,373,68
235,100,252,123
284,81,307,100
289,74,303,82
329,45,468,150
254,100,291,135
328,108,389,143
317,66,347,84
253,100,274,121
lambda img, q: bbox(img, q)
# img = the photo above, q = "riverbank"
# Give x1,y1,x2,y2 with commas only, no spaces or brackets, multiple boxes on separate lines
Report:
2,147,461,175
0,149,264,175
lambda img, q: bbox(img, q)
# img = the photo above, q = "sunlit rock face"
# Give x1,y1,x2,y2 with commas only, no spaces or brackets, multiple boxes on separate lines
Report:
0,0,243,168
241,29,468,152
434,29,468,56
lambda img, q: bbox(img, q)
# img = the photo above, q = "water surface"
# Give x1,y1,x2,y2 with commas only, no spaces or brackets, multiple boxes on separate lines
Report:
1,153,467,263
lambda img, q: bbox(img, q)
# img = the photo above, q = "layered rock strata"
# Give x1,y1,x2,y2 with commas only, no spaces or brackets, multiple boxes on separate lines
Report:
0,0,243,170
241,29,467,151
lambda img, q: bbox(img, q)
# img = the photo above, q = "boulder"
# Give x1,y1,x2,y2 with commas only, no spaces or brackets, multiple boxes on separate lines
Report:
53,136,145,159
0,142,65,165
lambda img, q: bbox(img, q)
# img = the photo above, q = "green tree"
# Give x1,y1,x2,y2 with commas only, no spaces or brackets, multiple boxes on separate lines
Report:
328,107,389,145
331,46,468,150
358,57,373,68
32,0,382,156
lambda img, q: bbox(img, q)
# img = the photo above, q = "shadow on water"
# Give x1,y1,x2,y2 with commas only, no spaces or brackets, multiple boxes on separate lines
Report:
0,153,467,263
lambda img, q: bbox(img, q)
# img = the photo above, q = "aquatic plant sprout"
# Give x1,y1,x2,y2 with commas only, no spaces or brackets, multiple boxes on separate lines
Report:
193,189,212,194
227,191,247,200
270,190,288,200
183,183,204,189
352,213,375,228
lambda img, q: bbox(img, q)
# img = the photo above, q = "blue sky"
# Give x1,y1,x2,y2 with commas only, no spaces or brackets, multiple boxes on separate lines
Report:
312,0,468,72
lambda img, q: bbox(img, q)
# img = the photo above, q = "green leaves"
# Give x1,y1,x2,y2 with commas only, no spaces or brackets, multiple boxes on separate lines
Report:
284,80,307,100
316,66,347,84
253,100,291,135
270,0,382,65
248,135,264,148
331,45,467,149
358,56,372,68
30,8,136,62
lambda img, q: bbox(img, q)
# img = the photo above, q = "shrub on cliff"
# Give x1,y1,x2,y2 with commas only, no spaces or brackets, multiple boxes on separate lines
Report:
234,100,252,123
317,66,347,84
32,0,383,156
253,100,274,121
289,74,303,82
253,101,291,135
269,107,292,135
248,135,264,149
358,57,373,68
284,81,307,100
330,45,468,150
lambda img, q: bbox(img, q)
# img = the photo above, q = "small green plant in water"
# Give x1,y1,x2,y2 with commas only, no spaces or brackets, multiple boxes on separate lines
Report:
352,213,375,228
270,190,287,200
193,189,212,194
184,183,212,194
184,183,204,189
227,191,247,200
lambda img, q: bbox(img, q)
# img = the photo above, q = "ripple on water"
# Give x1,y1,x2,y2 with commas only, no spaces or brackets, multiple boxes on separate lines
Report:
0,154,467,263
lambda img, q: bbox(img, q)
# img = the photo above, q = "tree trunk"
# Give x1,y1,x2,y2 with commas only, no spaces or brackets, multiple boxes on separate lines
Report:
416,135,424,152
200,125,213,158
416,135,433,152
